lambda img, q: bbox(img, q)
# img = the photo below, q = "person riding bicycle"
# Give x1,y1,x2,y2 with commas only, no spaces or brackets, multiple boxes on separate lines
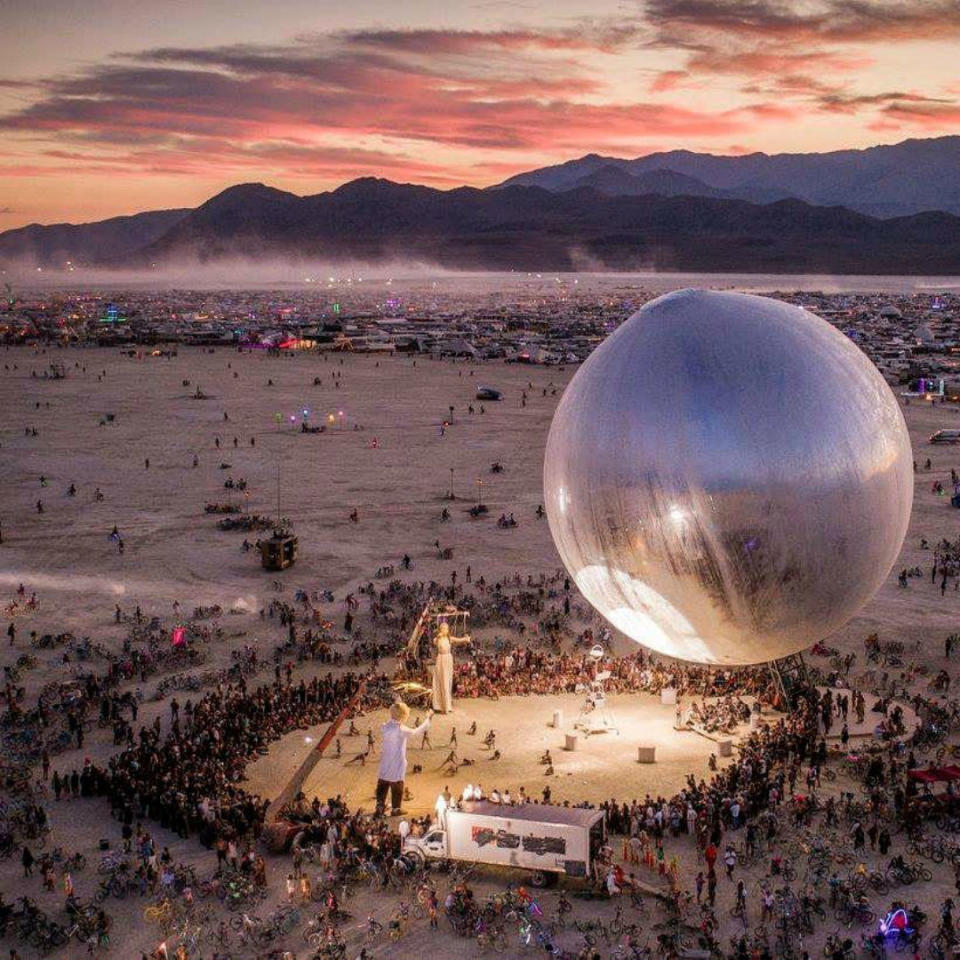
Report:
941,898,956,944
65,893,83,918
325,889,339,916
826,933,854,960
514,885,533,906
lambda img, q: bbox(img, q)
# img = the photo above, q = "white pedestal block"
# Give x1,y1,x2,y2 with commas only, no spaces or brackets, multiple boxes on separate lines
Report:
552,709,563,729
718,739,733,757
660,687,677,705
564,733,578,751
637,745,656,764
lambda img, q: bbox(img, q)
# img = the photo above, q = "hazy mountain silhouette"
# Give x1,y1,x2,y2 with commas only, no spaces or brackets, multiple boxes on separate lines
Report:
124,179,960,274
572,165,733,199
0,209,189,268
495,136,960,217
5,137,960,273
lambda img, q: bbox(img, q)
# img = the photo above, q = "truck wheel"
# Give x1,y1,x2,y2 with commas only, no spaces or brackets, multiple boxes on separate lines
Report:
529,870,550,888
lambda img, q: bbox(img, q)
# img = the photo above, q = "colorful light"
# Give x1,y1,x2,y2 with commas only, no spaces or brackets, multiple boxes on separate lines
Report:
879,908,912,937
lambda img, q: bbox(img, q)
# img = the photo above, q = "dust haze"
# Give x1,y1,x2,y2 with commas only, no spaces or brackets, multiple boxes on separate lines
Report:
6,255,959,295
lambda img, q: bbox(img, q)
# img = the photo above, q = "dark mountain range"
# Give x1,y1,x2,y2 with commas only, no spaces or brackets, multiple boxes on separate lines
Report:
108,179,960,274
4,140,960,274
496,136,960,217
0,208,190,268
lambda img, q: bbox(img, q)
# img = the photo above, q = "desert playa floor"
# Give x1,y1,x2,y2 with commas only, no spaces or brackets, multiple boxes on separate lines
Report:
2,343,960,958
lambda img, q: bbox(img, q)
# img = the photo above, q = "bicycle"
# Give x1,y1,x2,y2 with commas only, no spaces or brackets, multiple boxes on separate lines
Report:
97,852,128,875
360,915,383,944
475,917,507,953
388,902,410,941
47,848,86,872
143,899,175,925
229,911,262,945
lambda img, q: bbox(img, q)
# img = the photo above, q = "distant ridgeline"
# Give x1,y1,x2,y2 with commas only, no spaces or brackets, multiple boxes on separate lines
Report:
4,136,960,274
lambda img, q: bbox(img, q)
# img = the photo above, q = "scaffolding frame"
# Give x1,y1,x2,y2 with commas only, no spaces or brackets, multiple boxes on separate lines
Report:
767,652,810,709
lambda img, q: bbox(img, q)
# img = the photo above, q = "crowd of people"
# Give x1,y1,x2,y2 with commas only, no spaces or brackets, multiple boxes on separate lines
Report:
51,670,370,848
5,531,960,960
443,644,776,706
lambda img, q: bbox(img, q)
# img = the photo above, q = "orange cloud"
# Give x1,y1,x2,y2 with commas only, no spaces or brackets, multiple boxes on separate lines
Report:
0,27,775,188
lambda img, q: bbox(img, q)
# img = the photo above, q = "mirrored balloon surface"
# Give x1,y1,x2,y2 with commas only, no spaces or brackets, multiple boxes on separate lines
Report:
544,289,913,665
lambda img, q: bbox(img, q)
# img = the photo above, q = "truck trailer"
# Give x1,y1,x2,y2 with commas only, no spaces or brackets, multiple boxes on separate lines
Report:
403,800,606,886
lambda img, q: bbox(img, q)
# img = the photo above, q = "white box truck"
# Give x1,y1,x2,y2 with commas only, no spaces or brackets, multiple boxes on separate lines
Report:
402,800,606,886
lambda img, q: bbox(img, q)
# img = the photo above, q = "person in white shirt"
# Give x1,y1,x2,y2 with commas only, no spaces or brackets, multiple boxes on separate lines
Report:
462,783,475,802
376,701,432,816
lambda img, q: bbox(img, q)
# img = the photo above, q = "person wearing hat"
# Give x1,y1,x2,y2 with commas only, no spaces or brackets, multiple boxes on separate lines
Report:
377,701,432,816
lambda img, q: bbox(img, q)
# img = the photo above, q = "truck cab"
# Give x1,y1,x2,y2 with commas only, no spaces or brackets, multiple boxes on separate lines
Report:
416,829,447,858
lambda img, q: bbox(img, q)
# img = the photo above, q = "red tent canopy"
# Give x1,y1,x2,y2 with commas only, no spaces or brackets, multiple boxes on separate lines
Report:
908,766,960,783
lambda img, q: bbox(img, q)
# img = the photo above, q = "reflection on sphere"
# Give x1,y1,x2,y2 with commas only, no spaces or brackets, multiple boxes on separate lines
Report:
544,289,913,665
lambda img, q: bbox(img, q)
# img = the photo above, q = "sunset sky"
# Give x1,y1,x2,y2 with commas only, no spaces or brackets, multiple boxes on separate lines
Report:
3,0,960,230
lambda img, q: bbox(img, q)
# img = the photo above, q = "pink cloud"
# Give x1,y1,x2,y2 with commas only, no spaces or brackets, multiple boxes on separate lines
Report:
0,27,781,186
649,70,688,93
881,101,960,127
2,12,958,217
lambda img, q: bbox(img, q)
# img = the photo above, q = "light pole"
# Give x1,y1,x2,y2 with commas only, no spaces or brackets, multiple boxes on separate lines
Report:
338,409,344,431
449,467,454,500
476,478,484,508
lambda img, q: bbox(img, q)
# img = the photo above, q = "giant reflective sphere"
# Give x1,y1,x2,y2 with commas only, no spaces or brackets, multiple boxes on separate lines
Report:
544,289,913,665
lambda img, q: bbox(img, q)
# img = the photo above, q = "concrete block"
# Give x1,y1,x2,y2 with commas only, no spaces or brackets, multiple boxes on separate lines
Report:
660,687,677,705
564,733,578,751
637,745,656,763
